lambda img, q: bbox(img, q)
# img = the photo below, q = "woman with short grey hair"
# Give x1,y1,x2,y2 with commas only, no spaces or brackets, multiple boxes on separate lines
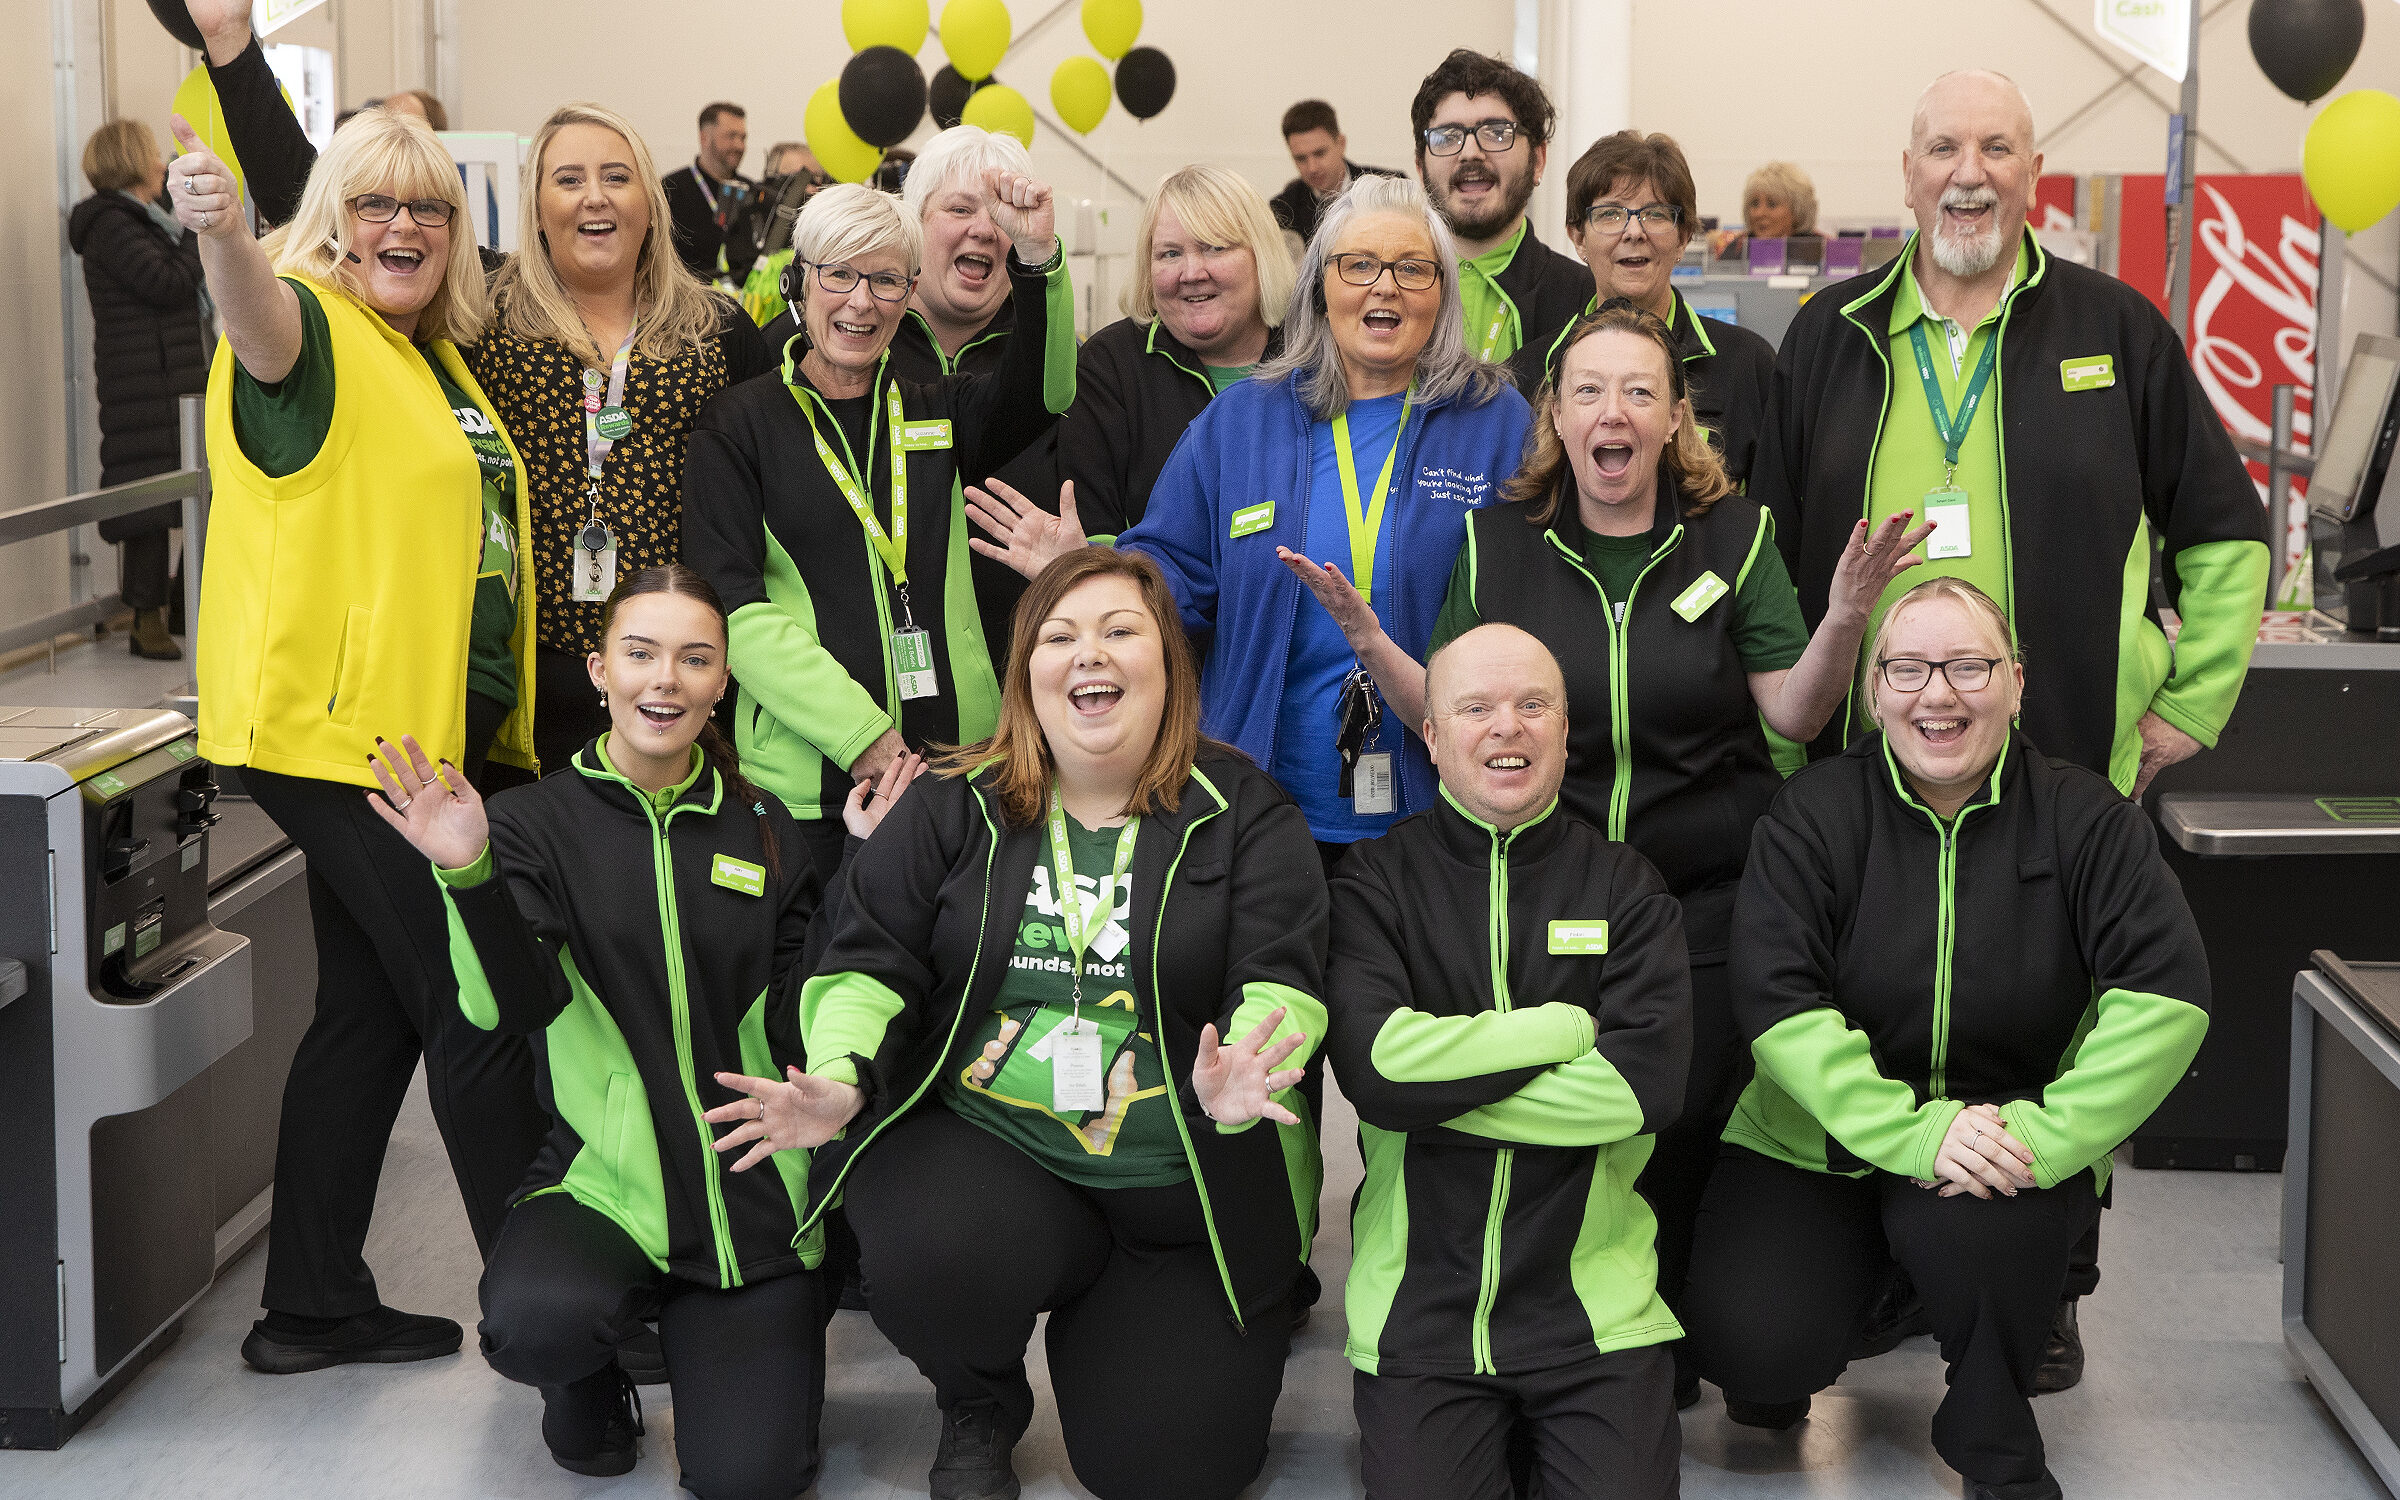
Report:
968,172,1531,859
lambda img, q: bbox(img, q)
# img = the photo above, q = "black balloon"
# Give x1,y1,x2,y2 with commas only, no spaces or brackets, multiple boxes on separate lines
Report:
930,65,983,130
1115,46,1177,121
2247,0,2364,103
839,45,928,148
145,0,205,48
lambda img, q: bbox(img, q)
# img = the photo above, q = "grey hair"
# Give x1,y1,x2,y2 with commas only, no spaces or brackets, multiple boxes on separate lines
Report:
793,182,922,275
1908,69,2035,152
903,124,1034,222
1255,174,1511,420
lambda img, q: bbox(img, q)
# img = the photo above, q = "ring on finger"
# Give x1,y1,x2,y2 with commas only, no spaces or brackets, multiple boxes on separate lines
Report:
185,176,196,194
392,796,412,812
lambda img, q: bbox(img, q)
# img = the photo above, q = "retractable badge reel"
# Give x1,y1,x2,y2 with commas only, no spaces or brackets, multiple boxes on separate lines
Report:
572,365,622,601
1335,668,1394,815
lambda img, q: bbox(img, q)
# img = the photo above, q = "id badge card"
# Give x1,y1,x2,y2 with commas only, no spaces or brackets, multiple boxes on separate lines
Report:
1353,751,1395,816
570,519,618,602
1049,1017,1105,1113
892,626,940,700
1922,488,1973,560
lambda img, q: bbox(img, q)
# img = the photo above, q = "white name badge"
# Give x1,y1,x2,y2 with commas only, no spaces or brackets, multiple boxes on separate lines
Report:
1353,751,1395,816
892,626,940,701
570,541,618,602
1922,489,1973,561
1049,1017,1105,1113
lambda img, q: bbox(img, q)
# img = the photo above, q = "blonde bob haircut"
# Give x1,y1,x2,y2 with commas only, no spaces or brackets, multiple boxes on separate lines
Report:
1504,301,1731,524
489,102,728,366
934,548,1210,829
83,119,160,194
1122,164,1297,327
1742,160,1819,237
903,124,1032,222
792,183,923,277
261,109,485,345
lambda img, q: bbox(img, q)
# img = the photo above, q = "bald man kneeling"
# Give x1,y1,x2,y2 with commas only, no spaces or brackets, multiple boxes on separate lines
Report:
1322,624,1694,1500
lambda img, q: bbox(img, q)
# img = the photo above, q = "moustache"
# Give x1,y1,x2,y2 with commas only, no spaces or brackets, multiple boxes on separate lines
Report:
1939,187,1999,211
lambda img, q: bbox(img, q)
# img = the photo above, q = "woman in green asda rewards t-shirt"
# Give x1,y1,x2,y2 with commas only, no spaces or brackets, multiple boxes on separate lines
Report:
715,548,1328,1500
171,107,548,1378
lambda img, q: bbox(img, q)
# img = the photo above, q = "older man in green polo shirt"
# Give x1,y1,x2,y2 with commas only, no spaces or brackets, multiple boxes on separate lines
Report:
1750,64,2269,1401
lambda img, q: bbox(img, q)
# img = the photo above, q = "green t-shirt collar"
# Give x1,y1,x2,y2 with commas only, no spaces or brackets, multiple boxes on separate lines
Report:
1464,216,1529,280
596,733,707,812
1890,235,2031,339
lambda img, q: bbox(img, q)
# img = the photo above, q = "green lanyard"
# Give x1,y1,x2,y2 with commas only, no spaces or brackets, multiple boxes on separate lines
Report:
1045,786,1140,1017
1907,320,2000,487
1329,392,1415,604
796,383,914,592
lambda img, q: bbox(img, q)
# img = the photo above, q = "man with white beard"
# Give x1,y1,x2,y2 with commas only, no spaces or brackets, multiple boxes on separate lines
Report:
1746,66,2266,1397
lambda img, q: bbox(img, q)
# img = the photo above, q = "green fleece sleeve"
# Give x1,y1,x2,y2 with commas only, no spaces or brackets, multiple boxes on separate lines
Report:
2003,988,2207,1188
1753,1007,1964,1180
1443,1049,1646,1147
799,970,909,1089
1370,1002,1598,1081
2149,537,2268,747
433,844,494,888
1211,980,1329,1136
1038,247,1076,415
727,594,893,779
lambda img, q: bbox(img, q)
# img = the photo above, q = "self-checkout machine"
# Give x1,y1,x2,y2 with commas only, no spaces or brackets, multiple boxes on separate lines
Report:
0,706,249,1448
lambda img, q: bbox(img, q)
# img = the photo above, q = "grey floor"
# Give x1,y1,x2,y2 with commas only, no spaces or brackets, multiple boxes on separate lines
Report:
2,635,2387,1499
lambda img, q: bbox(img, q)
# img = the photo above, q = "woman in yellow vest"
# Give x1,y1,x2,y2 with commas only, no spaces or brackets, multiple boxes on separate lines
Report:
168,109,551,1376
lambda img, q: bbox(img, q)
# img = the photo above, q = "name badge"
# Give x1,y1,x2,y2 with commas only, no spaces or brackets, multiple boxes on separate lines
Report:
1230,501,1275,539
1670,571,1729,622
1047,1017,1106,1113
893,626,940,701
895,419,954,451
711,854,766,897
1353,751,1394,816
1922,488,1973,560
2060,356,2114,392
1548,920,1610,955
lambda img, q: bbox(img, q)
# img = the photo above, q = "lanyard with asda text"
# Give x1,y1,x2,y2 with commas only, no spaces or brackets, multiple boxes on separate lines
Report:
801,384,915,610
582,322,637,493
1329,392,1415,604
1907,320,1999,488
1045,788,1140,1018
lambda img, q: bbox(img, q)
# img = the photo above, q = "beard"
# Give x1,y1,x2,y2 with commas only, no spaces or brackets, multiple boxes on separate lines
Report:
1433,153,1538,243
1926,186,2007,277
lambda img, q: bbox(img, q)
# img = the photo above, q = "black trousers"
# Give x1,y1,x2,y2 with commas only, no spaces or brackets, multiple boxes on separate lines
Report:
120,529,174,611
245,712,547,1317
1632,957,1740,1370
1354,1346,1680,1500
843,1105,1291,1500
1682,1146,2100,1493
480,1194,825,1500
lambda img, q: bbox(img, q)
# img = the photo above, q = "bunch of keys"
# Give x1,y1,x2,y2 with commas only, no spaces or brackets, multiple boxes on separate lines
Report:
1335,666,1393,814
571,513,617,602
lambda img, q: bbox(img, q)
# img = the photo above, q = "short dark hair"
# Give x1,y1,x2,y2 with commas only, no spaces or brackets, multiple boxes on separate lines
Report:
698,102,746,131
1564,131,1696,241
1283,100,1340,140
1410,49,1555,160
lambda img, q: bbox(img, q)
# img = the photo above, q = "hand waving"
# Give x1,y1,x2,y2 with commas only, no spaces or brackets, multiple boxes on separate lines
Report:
166,116,243,240
983,168,1057,266
1828,510,1936,624
705,1068,866,1170
1277,547,1386,656
1191,1007,1307,1128
966,476,1089,580
365,734,489,871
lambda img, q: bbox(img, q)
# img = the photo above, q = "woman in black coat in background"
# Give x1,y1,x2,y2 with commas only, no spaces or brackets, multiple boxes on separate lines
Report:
68,117,212,661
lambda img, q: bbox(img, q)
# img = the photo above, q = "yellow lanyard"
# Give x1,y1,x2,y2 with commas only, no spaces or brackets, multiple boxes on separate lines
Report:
1329,392,1414,604
794,383,913,590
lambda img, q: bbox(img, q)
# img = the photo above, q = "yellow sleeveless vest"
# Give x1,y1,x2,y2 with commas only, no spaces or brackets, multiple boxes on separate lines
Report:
198,278,538,786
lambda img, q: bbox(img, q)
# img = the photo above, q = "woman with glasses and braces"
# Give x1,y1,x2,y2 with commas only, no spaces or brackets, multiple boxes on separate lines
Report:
1549,131,1777,490
685,179,1075,883
1682,576,2209,1500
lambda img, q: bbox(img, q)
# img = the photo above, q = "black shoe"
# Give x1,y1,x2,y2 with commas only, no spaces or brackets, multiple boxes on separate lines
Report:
838,1270,872,1312
1674,1368,1702,1411
616,1324,668,1386
545,1364,644,1478
1723,1395,1811,1430
1966,1470,2064,1500
1851,1272,1931,1360
930,1401,1020,1500
2033,1298,2084,1394
241,1306,463,1374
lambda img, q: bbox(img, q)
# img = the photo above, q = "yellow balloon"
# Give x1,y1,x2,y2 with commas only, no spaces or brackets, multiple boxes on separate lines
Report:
940,0,1012,83
1050,56,1111,135
2304,89,2400,233
1080,0,1141,59
806,80,885,185
961,82,1036,147
843,0,929,54
172,65,254,206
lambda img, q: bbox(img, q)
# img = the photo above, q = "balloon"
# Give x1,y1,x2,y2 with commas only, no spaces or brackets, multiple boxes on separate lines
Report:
839,46,928,148
2248,0,2365,103
171,65,253,207
2303,89,2400,232
1050,56,1111,135
806,80,886,185
1080,0,1142,59
961,83,1036,147
145,0,204,48
940,0,1012,83
1114,46,1176,121
843,0,929,55
930,65,984,129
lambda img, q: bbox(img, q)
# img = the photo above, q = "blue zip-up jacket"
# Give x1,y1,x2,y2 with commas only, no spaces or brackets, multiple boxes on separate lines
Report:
1119,372,1532,819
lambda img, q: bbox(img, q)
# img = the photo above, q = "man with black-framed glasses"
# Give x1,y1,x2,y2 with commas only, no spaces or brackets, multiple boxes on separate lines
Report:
1408,49,1588,395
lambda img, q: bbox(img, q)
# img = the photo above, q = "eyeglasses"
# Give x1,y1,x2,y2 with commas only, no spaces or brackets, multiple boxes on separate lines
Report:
808,260,915,303
349,193,454,227
1330,252,1440,292
1581,204,1683,234
1877,656,2004,692
1422,119,1520,156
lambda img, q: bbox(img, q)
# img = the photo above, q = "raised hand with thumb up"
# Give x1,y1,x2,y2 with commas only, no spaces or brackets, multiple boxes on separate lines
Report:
166,114,241,239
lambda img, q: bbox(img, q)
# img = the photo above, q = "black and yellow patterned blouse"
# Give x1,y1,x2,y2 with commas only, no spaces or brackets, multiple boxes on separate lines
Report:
464,298,771,657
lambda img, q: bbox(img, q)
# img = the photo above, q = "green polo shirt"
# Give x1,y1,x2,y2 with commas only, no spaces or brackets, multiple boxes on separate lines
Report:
1457,218,1528,365
1860,241,2030,693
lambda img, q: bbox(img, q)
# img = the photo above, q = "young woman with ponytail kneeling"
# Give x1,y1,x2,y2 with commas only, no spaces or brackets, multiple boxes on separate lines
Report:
365,564,921,1496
